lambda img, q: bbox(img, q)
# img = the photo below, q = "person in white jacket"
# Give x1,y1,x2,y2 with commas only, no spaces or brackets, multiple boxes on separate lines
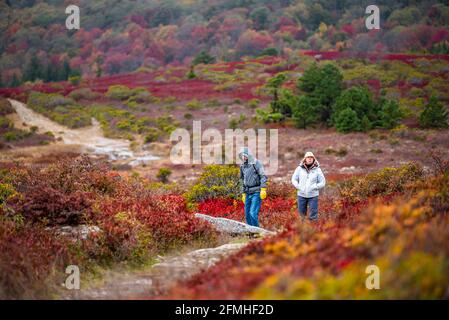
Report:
291,151,326,221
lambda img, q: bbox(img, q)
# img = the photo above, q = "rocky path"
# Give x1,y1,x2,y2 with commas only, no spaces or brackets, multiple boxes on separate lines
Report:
7,99,159,166
63,242,247,299
61,215,273,300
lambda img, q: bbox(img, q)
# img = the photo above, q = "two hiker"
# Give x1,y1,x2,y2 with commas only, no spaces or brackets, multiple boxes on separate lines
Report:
239,148,326,226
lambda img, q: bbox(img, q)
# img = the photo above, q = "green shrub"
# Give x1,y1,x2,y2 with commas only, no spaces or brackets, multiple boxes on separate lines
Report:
229,115,246,129
338,163,424,204
126,90,152,104
0,117,13,130
3,131,20,142
155,115,178,134
334,108,361,133
116,119,134,131
331,86,375,126
144,128,161,143
378,99,404,129
0,183,16,204
298,63,343,123
256,108,284,123
187,68,196,79
248,99,260,109
419,96,448,129
27,92,91,128
157,168,172,183
68,75,81,85
185,165,240,203
186,99,202,110
68,88,99,101
291,96,319,129
105,85,148,101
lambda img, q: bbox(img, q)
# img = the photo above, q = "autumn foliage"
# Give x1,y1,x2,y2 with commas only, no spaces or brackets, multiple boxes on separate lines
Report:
0,156,217,298
166,162,449,299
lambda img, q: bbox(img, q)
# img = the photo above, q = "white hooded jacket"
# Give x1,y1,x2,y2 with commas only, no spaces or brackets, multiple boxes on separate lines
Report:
291,152,326,198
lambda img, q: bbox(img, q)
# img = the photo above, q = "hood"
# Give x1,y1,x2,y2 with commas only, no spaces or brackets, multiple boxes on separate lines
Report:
239,147,255,164
300,151,320,169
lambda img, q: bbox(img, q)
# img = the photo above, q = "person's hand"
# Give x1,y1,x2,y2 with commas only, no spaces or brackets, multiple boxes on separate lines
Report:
242,193,246,204
260,188,267,200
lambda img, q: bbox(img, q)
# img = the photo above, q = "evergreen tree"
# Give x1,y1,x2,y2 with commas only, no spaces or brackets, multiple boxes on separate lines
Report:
291,96,319,129
331,86,374,126
260,47,278,56
24,55,43,82
334,107,361,133
360,115,372,132
95,55,104,78
10,74,20,87
298,63,343,123
193,50,215,65
378,99,404,129
61,59,72,81
44,63,58,83
267,73,287,114
419,96,448,128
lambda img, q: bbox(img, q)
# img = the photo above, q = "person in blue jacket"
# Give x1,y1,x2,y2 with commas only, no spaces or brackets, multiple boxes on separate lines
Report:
239,147,267,227
291,151,326,221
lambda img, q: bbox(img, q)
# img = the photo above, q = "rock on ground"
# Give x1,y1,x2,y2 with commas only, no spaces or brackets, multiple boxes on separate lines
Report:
195,213,275,236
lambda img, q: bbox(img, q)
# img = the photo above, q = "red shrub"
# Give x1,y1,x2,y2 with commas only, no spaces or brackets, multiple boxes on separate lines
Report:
4,156,122,226
0,220,77,299
260,197,297,230
197,198,244,221
96,195,217,253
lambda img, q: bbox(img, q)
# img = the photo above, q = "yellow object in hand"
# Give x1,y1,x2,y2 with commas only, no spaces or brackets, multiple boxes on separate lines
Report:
260,188,267,200
242,193,246,204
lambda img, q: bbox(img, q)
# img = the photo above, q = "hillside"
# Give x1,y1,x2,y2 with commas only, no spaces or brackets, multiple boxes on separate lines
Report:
1,0,449,87
0,0,448,303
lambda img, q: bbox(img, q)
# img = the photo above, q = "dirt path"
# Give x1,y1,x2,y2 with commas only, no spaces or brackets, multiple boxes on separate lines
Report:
57,212,274,299
7,99,159,166
61,242,248,300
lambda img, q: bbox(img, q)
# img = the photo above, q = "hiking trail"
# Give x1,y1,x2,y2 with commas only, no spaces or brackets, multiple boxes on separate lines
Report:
7,99,159,166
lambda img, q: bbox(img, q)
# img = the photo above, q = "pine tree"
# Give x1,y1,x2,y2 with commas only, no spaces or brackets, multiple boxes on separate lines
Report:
193,50,215,65
95,55,104,78
419,96,448,128
24,55,43,82
292,96,319,129
96,66,102,78
335,108,361,133
44,63,57,82
11,74,20,87
378,99,404,129
360,115,372,132
298,63,343,123
267,73,287,114
61,59,72,81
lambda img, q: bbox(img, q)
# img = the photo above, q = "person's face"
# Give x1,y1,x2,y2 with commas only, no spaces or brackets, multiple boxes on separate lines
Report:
242,155,248,162
305,156,314,164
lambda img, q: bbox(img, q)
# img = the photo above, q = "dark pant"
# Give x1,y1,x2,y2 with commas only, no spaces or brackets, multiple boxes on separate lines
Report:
244,192,261,227
297,196,318,221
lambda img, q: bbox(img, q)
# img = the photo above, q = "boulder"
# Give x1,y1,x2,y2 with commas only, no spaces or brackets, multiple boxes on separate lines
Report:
195,213,275,236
